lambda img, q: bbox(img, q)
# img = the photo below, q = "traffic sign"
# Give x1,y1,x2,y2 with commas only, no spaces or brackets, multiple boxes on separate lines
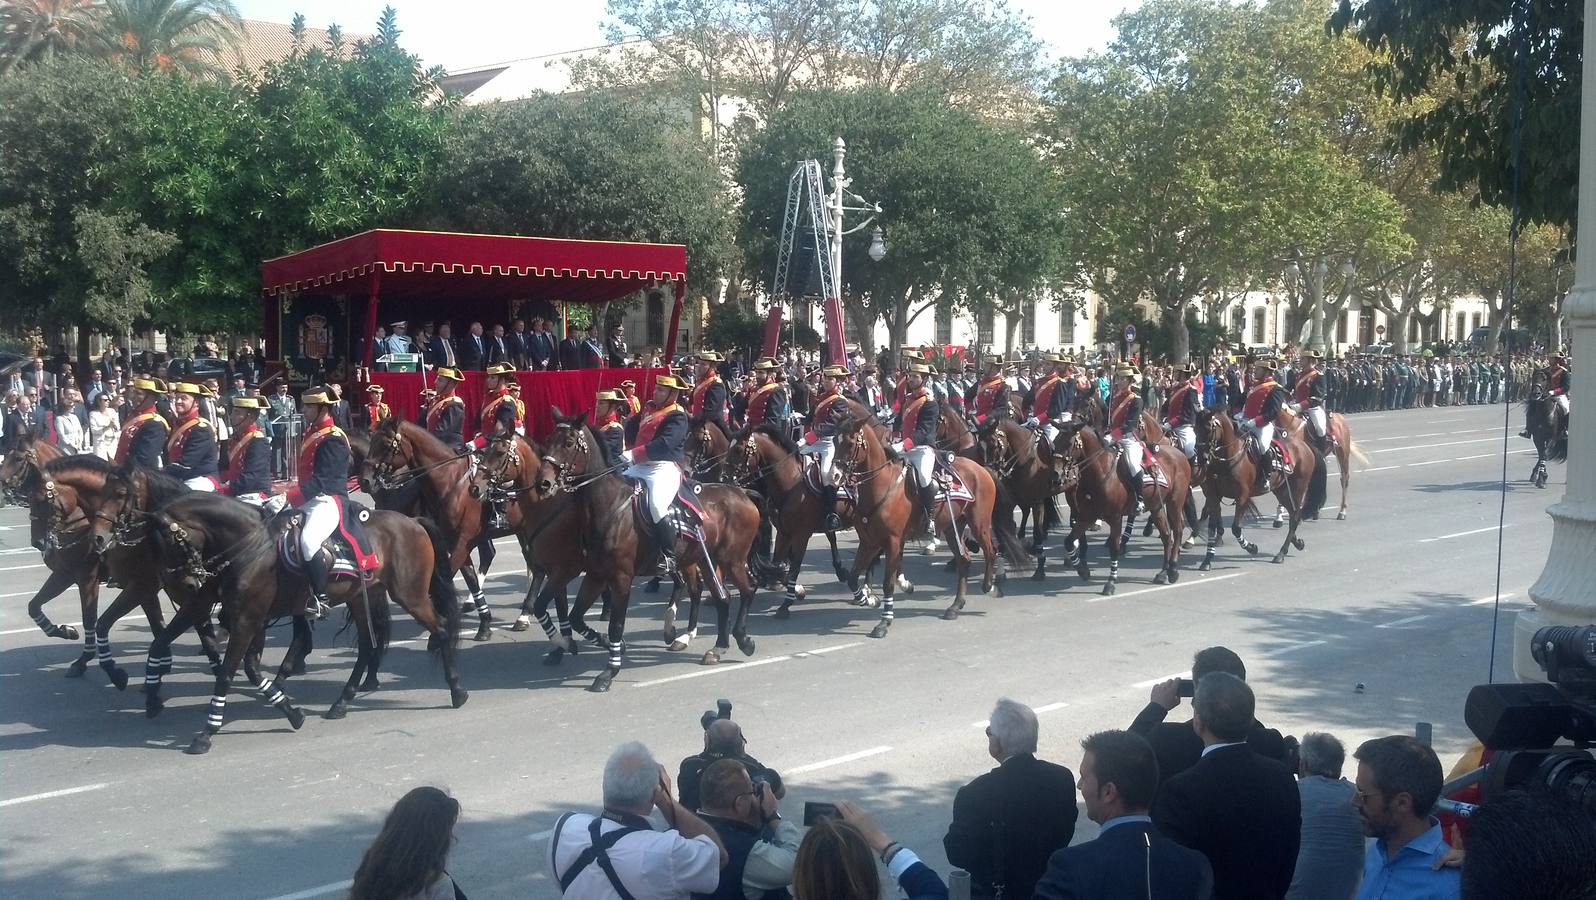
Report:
1124,324,1137,343
1375,324,1386,335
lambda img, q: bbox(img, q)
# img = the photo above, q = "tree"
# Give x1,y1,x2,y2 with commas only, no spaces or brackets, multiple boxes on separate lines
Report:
0,0,103,74
1330,0,1580,230
95,0,242,77
118,8,453,331
738,87,1064,358
418,92,736,298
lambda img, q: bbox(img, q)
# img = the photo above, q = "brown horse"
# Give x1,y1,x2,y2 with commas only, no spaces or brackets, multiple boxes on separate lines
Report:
1053,424,1190,594
724,423,859,617
30,456,223,689
1277,407,1367,522
539,416,767,688
90,475,466,754
368,417,495,641
976,418,1061,580
1194,408,1328,568
830,412,1030,638
685,415,732,482
936,405,982,460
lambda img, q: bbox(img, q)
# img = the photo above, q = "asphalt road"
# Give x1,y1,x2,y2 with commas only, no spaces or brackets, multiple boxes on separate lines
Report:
0,402,1556,900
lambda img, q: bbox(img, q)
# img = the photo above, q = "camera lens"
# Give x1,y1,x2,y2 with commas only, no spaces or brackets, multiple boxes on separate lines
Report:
1538,750,1596,815
1531,626,1596,674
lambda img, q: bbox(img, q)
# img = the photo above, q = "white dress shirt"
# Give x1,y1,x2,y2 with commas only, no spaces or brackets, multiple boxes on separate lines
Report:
549,812,720,900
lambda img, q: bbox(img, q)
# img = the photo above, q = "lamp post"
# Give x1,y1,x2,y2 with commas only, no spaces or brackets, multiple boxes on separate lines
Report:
1517,6,1596,681
825,137,886,363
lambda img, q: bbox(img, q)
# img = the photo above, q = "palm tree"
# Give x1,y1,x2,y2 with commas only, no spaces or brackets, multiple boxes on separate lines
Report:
0,0,105,74
95,0,242,78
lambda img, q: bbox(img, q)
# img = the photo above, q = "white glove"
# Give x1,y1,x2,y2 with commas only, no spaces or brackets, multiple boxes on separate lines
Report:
1025,417,1040,427
890,440,906,453
620,449,634,463
264,494,288,515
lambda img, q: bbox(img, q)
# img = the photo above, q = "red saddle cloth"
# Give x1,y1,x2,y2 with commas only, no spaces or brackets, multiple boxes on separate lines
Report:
1272,439,1292,467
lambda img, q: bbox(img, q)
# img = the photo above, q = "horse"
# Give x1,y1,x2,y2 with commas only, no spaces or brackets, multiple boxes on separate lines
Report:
538,416,766,688
1276,407,1368,521
1052,424,1190,594
367,417,496,641
937,405,982,460
1194,408,1327,568
1524,382,1568,489
829,412,1031,638
93,479,466,754
30,456,224,689
685,415,732,483
724,423,861,617
976,418,1061,580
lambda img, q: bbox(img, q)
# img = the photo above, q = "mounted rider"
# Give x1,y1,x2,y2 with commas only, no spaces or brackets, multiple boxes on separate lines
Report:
890,362,942,535
968,355,1011,427
1522,353,1571,438
619,380,643,417
893,348,925,415
592,389,629,462
746,358,787,426
620,374,692,576
472,363,521,529
425,367,467,450
689,350,730,437
1292,350,1330,453
1164,362,1204,463
274,387,366,619
165,382,221,491
362,384,391,429
113,375,171,470
1027,352,1074,445
219,396,273,505
1108,365,1153,493
1239,357,1288,479
506,381,527,435
800,364,853,531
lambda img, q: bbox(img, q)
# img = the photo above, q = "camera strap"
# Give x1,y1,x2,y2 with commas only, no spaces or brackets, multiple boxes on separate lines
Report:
554,813,645,900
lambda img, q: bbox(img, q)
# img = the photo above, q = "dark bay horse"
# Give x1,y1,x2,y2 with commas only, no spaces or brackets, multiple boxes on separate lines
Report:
685,415,732,482
830,413,1030,638
1524,382,1568,489
1053,424,1190,594
106,483,466,754
1194,409,1327,568
977,418,1061,580
937,406,981,460
368,418,495,641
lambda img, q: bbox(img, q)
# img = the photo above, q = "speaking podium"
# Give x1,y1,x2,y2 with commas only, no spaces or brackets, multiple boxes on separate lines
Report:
375,352,421,373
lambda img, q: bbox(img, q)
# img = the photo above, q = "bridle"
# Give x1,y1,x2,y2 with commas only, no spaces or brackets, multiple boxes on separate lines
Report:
540,422,622,497
2,447,39,505
371,428,468,490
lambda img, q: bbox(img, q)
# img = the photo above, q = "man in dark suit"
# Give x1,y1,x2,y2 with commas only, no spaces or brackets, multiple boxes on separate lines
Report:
557,324,583,371
580,323,605,369
1152,673,1301,900
487,323,512,367
1131,646,1287,786
528,318,557,371
426,322,458,370
944,698,1077,900
507,318,530,370
1035,730,1213,900
460,321,488,371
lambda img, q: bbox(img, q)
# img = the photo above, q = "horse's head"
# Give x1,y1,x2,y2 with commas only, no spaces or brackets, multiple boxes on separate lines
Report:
1053,423,1092,490
368,416,411,486
831,413,880,480
0,441,38,507
542,406,598,490
724,429,762,487
149,508,209,594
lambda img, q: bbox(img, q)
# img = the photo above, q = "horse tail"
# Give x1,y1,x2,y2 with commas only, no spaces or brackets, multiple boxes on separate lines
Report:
1347,437,1371,471
418,516,462,656
367,585,394,673
988,478,1035,568
1303,448,1328,519
1547,431,1568,463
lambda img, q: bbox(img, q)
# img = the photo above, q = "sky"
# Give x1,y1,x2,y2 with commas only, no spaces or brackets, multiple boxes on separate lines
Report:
232,0,1142,73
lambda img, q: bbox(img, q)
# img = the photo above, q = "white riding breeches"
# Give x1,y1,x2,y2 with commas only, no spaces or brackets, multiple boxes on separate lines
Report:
1042,422,1060,444
1118,437,1146,477
1171,424,1196,460
184,476,217,492
299,494,341,558
1242,420,1275,457
625,461,681,523
1305,406,1327,440
800,437,836,482
904,446,935,488
1553,394,1570,420
234,491,269,507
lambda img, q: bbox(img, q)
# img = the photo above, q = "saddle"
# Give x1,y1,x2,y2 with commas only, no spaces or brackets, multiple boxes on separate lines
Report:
627,476,708,537
276,499,381,580
1246,436,1294,478
931,458,975,504
802,461,859,503
1114,446,1168,491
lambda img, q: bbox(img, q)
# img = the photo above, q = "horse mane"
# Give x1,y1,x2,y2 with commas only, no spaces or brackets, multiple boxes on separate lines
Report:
746,422,800,455
395,418,456,458
136,466,190,506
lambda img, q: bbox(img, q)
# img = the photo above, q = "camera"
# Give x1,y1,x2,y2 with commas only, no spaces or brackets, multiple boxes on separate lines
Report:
700,698,732,732
1461,626,1596,812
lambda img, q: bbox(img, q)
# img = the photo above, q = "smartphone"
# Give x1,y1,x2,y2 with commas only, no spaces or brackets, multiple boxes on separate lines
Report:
1176,678,1196,697
803,801,840,826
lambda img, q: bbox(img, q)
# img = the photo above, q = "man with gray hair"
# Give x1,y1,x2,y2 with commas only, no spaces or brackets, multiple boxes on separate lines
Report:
1286,733,1364,900
550,740,728,900
944,698,1078,900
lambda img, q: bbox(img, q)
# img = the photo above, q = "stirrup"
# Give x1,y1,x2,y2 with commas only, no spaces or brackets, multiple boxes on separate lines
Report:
310,594,331,621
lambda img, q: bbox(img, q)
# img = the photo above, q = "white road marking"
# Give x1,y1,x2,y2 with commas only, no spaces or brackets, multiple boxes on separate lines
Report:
1378,614,1430,629
1362,465,1401,473
971,700,1069,729
631,654,795,687
785,745,893,775
1374,436,1505,453
795,642,864,657
1405,459,1450,467
0,782,111,808
0,547,38,554
1259,640,1327,657
1424,418,1464,424
1132,671,1190,689
1468,591,1518,606
258,879,354,900
0,626,41,636
1419,525,1513,543
0,562,46,572
1084,571,1248,603
0,590,40,599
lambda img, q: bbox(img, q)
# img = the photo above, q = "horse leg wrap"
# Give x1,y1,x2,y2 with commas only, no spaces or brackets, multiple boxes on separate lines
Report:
31,611,59,637
608,641,624,670
255,674,287,707
96,634,117,671
143,647,164,687
1109,559,1120,581
535,609,560,642
881,593,895,622
205,693,227,730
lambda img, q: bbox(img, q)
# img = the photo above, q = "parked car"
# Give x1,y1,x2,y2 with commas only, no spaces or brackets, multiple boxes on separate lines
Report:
165,356,230,383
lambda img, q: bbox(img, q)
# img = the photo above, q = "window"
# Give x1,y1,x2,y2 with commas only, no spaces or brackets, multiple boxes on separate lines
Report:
1230,304,1246,339
1251,307,1267,345
1455,312,1466,341
646,292,666,347
1020,303,1036,345
1407,316,1419,345
1059,305,1075,347
1359,307,1376,346
1336,309,1348,344
935,306,952,345
1471,312,1482,333
977,308,994,345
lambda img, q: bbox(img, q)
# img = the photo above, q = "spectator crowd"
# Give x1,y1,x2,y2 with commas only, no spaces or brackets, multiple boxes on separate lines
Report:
342,646,1594,900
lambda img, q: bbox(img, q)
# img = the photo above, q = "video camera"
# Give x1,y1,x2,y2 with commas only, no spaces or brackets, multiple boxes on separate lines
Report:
700,698,732,732
1460,626,1596,812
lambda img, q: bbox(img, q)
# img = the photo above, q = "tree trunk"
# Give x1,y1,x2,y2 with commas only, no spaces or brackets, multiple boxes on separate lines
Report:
1390,309,1413,354
1162,301,1190,366
1485,289,1507,353
889,298,910,361
1002,306,1020,357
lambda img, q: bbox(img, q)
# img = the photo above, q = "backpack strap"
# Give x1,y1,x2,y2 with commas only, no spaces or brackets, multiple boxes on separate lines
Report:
555,814,645,900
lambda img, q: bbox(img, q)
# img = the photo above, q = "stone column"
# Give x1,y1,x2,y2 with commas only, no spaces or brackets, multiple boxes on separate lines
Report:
1515,1,1596,681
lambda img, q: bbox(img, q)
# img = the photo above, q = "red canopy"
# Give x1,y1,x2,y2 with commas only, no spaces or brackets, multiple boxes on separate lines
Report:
261,228,688,363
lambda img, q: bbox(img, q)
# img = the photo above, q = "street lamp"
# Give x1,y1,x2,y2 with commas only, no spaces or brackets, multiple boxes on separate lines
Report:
824,136,886,361
869,225,887,262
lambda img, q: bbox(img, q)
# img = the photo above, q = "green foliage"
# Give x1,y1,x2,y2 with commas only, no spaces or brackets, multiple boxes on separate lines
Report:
75,207,178,331
703,301,767,360
98,0,244,77
738,86,1064,353
1097,309,1233,362
0,0,104,75
419,92,736,297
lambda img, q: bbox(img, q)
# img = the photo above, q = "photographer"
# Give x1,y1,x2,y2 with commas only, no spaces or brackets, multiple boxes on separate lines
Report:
680,717,785,812
1131,646,1286,785
693,759,801,900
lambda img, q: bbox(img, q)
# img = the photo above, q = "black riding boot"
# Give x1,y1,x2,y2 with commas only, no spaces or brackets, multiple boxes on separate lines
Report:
822,484,843,532
302,554,332,620
653,517,679,576
491,499,509,532
917,482,940,538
